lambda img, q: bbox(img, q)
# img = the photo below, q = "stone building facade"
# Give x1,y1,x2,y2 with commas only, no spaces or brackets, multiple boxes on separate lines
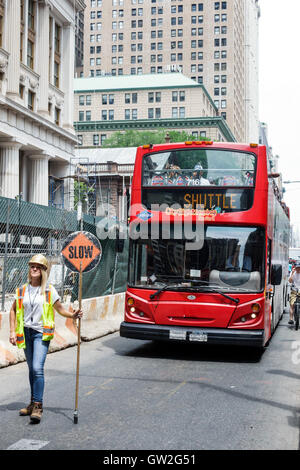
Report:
0,0,85,208
74,72,236,147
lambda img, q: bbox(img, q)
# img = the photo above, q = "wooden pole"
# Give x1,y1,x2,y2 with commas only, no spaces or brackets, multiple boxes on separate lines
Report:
74,261,82,424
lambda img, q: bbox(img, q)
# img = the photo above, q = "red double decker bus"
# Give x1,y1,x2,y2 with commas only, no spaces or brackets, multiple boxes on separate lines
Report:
120,141,290,348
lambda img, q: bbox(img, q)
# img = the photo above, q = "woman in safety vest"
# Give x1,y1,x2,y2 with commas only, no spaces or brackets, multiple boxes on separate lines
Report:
9,254,83,424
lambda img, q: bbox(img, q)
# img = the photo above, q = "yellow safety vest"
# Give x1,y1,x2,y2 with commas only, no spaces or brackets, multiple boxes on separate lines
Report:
15,284,55,349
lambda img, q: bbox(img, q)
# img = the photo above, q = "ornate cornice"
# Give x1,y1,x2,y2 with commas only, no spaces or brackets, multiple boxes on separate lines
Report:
74,117,236,142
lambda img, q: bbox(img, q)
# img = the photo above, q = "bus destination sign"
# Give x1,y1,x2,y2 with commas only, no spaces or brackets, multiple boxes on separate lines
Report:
142,187,254,214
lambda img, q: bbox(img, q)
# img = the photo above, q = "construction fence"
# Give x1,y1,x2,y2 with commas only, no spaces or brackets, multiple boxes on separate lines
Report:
0,196,129,312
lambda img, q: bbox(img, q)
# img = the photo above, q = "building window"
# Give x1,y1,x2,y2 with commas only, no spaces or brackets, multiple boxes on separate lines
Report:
93,134,99,146
28,0,35,30
86,111,91,121
20,0,25,61
27,40,34,69
28,90,35,111
79,111,84,121
54,23,61,88
19,83,25,100
54,61,60,88
55,107,60,126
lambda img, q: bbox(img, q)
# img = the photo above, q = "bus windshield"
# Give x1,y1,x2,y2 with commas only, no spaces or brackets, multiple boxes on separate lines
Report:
129,225,265,293
143,148,256,187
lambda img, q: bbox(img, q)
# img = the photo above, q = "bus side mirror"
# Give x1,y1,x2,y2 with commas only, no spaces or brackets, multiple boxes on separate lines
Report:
271,264,282,285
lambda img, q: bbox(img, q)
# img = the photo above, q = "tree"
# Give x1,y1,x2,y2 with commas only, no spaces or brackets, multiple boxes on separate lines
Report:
74,180,94,211
102,129,209,148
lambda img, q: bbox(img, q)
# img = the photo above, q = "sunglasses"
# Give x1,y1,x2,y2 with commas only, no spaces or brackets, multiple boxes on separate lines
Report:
30,264,46,271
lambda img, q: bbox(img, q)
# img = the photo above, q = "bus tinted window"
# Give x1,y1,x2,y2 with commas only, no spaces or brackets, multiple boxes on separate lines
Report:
129,225,265,293
143,149,256,187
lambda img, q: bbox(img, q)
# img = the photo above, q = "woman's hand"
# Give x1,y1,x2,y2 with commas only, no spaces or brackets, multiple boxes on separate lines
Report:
9,332,17,346
72,309,83,320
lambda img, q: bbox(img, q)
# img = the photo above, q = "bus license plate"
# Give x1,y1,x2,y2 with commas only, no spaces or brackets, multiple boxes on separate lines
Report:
169,330,186,340
189,332,208,342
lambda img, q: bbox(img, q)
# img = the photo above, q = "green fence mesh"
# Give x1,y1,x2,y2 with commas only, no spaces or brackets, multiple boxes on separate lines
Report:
0,196,128,311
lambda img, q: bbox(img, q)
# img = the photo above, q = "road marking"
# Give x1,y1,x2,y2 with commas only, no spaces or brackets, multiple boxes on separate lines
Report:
7,439,49,450
99,378,114,389
156,381,186,407
84,379,114,396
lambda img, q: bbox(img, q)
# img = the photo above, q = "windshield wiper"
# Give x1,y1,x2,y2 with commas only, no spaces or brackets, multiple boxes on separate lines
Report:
150,279,239,304
192,285,239,304
149,280,186,300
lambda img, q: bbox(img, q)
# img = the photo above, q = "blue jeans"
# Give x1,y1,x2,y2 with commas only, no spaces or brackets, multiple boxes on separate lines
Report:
24,327,50,404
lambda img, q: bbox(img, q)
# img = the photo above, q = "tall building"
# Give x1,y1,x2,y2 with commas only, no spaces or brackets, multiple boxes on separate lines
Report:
75,10,85,77
0,0,85,208
74,72,236,147
82,0,260,142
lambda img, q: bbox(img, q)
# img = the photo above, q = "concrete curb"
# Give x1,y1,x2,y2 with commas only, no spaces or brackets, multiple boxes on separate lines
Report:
0,292,125,368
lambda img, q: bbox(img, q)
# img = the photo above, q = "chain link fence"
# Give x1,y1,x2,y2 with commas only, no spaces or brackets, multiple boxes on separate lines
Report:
0,196,128,312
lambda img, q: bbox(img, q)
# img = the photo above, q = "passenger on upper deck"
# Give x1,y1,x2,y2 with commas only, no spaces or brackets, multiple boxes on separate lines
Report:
245,171,254,186
168,164,188,186
188,163,210,186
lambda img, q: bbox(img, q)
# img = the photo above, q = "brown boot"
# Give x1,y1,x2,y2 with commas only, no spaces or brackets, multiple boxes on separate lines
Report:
30,402,43,424
19,400,34,416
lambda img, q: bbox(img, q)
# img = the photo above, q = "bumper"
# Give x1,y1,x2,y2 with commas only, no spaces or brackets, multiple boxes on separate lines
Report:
120,322,265,348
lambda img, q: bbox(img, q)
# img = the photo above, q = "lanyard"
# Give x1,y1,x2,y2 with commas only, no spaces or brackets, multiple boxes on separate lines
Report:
28,284,40,312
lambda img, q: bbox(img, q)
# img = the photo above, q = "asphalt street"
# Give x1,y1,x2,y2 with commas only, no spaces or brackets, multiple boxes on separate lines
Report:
1,309,300,452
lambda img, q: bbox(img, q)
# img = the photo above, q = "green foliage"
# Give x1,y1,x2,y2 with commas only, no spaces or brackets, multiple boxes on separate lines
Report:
74,180,94,210
102,129,210,148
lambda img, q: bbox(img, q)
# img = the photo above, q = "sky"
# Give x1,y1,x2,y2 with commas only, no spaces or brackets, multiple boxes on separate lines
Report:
259,0,300,233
